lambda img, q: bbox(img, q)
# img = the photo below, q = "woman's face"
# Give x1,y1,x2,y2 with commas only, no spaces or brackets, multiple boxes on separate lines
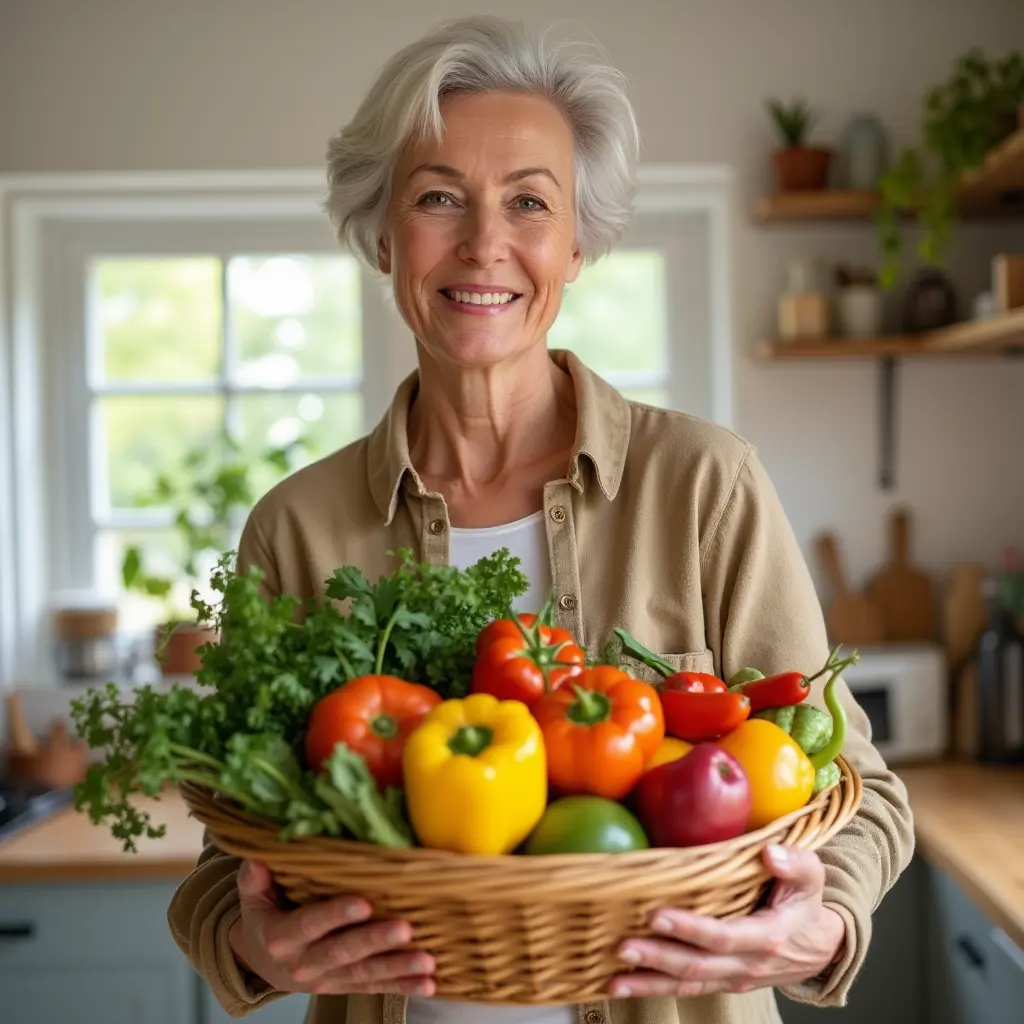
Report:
381,91,582,371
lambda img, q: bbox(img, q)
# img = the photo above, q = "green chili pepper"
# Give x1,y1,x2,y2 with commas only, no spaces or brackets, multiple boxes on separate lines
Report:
753,703,833,754
812,761,841,796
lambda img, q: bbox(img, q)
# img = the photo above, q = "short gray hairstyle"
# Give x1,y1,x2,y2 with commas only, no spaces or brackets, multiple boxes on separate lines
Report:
324,16,641,269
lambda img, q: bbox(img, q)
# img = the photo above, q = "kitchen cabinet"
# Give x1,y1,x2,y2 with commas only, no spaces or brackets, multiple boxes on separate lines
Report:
925,864,1024,1024
0,881,194,1024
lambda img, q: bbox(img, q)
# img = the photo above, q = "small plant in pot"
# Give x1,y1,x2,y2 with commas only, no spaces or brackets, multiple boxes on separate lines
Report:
121,432,314,676
767,98,832,192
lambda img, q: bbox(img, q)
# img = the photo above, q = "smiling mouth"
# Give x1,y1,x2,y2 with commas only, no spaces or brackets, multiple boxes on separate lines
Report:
439,288,522,307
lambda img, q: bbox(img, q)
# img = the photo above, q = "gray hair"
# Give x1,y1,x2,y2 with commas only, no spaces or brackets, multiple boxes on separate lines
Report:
324,16,641,269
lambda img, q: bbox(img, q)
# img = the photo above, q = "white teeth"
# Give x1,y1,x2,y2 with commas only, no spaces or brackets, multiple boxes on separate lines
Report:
448,290,514,306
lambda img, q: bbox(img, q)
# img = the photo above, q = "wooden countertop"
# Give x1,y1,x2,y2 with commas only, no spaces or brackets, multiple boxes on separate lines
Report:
0,792,205,883
899,761,1024,950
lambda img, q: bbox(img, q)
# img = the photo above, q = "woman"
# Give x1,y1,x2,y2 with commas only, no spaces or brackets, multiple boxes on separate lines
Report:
168,15,914,1024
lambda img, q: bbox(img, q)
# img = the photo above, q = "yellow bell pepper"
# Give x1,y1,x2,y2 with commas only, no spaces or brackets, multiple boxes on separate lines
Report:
402,693,547,855
646,735,693,769
716,719,815,830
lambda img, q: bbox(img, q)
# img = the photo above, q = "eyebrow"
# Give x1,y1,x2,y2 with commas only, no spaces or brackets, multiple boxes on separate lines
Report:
408,163,561,188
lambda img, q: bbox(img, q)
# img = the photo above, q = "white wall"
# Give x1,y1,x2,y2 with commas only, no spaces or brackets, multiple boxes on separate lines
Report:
2,0,1023,598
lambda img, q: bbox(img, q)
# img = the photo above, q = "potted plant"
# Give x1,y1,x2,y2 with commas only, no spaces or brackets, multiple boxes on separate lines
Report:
767,98,832,192
876,48,1024,290
121,432,314,676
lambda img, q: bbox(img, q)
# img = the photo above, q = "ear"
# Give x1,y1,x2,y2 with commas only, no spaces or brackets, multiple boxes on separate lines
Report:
564,242,583,284
377,235,392,275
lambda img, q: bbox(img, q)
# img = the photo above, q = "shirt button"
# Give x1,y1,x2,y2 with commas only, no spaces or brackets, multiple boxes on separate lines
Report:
549,505,566,523
584,1012,604,1024
558,594,577,612
428,519,446,535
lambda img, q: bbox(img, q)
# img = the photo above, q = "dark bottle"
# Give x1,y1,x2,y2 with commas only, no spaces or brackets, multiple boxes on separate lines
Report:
976,551,1024,764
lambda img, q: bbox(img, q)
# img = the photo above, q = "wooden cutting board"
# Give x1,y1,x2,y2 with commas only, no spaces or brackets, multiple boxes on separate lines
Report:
816,532,887,646
866,508,935,641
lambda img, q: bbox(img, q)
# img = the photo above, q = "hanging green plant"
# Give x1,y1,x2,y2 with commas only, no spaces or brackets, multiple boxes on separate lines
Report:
876,49,1024,290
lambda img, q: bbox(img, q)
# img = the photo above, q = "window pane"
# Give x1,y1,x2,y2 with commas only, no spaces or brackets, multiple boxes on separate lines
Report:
620,388,669,408
230,255,362,384
95,395,224,512
95,528,222,636
234,391,363,497
92,257,222,381
548,251,667,376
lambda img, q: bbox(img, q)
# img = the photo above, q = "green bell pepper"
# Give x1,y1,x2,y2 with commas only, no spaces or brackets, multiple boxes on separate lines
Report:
754,703,833,755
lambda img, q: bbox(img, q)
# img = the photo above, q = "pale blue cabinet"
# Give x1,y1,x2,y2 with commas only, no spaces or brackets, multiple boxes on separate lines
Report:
925,865,1024,1024
0,882,195,1024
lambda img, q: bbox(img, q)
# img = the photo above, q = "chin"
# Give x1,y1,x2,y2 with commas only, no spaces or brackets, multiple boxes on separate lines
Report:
426,329,539,370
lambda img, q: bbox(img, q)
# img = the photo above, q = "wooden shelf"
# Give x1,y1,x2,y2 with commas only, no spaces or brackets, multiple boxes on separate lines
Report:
754,306,1024,361
754,190,881,223
755,109,1024,223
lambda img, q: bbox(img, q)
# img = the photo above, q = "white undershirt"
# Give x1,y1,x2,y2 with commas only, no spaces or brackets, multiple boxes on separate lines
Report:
405,511,573,1024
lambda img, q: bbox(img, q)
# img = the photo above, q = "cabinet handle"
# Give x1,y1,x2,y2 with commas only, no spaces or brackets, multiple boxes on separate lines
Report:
0,922,35,940
955,934,986,970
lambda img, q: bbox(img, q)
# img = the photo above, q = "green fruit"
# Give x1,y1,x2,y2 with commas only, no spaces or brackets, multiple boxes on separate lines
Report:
727,667,764,690
524,796,649,855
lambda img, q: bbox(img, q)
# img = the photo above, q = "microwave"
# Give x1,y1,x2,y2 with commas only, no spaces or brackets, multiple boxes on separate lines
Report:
841,643,948,764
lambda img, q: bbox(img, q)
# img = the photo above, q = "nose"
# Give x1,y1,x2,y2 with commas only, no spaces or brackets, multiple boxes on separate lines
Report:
457,203,509,267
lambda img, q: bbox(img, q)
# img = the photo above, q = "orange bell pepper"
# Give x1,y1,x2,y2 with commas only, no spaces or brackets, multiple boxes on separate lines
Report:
532,666,665,800
715,719,815,830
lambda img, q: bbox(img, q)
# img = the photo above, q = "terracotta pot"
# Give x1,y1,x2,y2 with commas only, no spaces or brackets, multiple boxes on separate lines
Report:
773,147,832,192
156,623,219,676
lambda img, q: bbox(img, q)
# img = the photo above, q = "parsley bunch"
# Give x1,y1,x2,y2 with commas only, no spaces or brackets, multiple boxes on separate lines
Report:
71,548,528,852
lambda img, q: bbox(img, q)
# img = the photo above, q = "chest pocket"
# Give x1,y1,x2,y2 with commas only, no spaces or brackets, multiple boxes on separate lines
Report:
625,649,717,685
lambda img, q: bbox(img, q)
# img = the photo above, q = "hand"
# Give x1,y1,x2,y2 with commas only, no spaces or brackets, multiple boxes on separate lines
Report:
610,844,845,999
229,860,436,997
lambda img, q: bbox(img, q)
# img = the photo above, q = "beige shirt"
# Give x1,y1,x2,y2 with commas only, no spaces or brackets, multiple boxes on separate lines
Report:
167,350,915,1024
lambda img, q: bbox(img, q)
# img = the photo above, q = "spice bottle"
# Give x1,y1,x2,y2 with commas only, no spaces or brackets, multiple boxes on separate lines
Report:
777,258,830,342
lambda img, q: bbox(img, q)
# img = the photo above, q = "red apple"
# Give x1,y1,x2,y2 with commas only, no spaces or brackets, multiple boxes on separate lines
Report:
633,742,751,847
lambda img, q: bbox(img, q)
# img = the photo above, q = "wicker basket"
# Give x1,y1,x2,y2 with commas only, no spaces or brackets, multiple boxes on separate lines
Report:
181,755,862,1005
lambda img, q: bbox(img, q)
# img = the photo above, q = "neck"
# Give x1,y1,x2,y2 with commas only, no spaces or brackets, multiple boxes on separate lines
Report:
408,345,577,491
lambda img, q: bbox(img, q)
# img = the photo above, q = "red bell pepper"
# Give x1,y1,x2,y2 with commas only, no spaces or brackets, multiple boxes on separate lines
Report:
471,601,584,707
661,689,751,741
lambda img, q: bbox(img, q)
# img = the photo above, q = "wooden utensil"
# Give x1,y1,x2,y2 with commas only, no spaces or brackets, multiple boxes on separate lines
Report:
816,532,887,646
4,710,86,789
4,692,37,755
867,508,935,642
944,564,989,676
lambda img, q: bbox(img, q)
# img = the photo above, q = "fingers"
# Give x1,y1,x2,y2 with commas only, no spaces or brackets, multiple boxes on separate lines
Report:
302,951,436,994
263,893,375,961
763,844,825,895
236,861,278,913
616,937,748,988
610,969,739,1000
632,907,788,957
288,922,429,984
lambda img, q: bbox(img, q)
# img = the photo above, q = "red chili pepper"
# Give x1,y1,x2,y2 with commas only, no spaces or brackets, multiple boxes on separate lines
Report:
731,646,850,713
663,672,727,694
661,690,750,741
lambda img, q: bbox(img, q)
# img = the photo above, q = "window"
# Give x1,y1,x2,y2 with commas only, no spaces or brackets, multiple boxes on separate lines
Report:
0,168,732,685
89,253,365,627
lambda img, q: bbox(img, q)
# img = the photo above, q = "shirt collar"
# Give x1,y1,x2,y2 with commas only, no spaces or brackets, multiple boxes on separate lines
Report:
366,349,632,523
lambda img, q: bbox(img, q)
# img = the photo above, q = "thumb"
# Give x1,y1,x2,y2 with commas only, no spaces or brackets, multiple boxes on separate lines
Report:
236,861,278,912
763,844,825,901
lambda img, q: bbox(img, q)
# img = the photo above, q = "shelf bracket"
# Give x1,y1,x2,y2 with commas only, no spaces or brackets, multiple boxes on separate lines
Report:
878,356,899,491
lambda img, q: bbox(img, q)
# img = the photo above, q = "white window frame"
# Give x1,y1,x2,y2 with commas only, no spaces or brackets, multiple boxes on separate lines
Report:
0,166,734,688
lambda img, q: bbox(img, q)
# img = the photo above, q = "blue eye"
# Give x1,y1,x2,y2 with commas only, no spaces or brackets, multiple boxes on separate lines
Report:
516,195,547,211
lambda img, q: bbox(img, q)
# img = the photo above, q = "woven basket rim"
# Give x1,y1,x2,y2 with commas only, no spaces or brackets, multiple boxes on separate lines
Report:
179,753,862,867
